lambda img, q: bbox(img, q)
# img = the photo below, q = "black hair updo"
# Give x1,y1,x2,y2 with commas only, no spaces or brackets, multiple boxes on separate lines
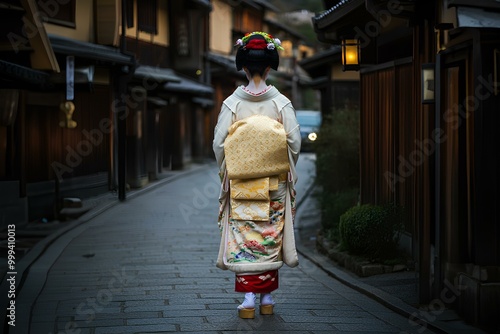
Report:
235,33,279,74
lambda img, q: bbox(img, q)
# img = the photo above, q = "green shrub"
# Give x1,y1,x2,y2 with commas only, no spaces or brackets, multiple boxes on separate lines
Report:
339,203,404,261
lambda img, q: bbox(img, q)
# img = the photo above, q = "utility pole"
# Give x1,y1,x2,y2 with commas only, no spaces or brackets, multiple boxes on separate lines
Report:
117,0,128,201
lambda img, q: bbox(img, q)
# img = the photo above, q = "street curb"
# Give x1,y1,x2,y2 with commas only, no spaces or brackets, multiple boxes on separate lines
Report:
293,164,428,330
293,189,444,333
0,163,209,332
295,245,448,334
293,184,484,334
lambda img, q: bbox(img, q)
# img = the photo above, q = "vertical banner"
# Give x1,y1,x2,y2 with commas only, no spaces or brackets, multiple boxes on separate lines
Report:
66,55,75,101
177,16,189,56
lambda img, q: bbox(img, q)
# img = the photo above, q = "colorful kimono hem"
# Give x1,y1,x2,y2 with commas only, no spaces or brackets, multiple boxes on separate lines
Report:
235,270,279,293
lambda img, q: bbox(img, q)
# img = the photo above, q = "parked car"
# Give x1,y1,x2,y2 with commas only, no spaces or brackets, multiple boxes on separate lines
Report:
296,110,322,152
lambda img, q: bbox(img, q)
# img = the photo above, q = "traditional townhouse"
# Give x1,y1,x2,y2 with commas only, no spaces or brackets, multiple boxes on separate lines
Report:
0,0,216,226
120,0,214,184
0,0,135,225
312,0,500,329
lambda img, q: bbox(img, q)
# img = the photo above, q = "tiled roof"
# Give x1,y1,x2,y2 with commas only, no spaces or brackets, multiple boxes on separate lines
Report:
298,46,342,68
312,0,366,30
313,0,354,22
0,59,49,86
189,0,212,10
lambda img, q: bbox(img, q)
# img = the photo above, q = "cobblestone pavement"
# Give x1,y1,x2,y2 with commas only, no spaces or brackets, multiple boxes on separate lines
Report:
8,155,441,333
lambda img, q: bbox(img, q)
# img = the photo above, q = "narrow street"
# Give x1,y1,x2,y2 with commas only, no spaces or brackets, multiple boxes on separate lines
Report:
11,155,437,333
2,1,499,333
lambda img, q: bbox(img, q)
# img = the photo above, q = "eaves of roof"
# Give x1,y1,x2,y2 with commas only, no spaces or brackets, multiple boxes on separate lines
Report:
134,65,181,83
455,6,500,29
205,52,235,70
253,0,280,12
189,0,212,11
303,75,330,88
298,46,342,69
447,0,500,10
312,0,365,30
0,58,49,86
162,74,214,96
205,52,246,79
48,34,135,66
241,0,263,10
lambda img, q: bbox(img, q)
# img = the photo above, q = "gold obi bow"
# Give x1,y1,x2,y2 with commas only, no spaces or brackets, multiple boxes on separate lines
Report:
224,114,290,221
230,176,279,221
224,114,289,180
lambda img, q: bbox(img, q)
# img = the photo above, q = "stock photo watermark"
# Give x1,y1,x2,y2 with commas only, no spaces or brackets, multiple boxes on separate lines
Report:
8,0,72,52
50,70,165,181
401,278,467,333
355,0,403,48
48,266,136,334
178,172,221,224
385,73,498,191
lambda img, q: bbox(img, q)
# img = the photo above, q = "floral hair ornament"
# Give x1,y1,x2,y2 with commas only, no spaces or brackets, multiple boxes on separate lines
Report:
235,32,284,51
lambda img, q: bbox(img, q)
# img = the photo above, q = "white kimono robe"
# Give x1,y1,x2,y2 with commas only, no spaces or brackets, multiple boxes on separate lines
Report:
212,86,301,274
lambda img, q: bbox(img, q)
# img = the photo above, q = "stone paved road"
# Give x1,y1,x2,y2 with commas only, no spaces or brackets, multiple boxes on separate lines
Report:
11,156,437,334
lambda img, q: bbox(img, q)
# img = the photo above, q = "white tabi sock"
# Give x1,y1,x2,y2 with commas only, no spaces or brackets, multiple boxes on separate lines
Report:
237,292,256,309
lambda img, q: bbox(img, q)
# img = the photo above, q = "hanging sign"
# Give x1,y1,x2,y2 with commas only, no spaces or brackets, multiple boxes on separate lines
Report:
66,55,75,101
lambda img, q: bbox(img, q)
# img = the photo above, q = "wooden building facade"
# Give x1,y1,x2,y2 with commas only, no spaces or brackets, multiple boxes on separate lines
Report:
123,0,214,183
313,0,500,329
0,0,135,223
0,0,214,226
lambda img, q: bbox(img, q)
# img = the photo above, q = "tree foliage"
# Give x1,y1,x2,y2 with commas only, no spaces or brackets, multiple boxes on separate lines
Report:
315,108,360,240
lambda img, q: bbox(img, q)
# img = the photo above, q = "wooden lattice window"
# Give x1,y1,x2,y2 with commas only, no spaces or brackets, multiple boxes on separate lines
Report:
137,0,158,34
233,8,261,34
